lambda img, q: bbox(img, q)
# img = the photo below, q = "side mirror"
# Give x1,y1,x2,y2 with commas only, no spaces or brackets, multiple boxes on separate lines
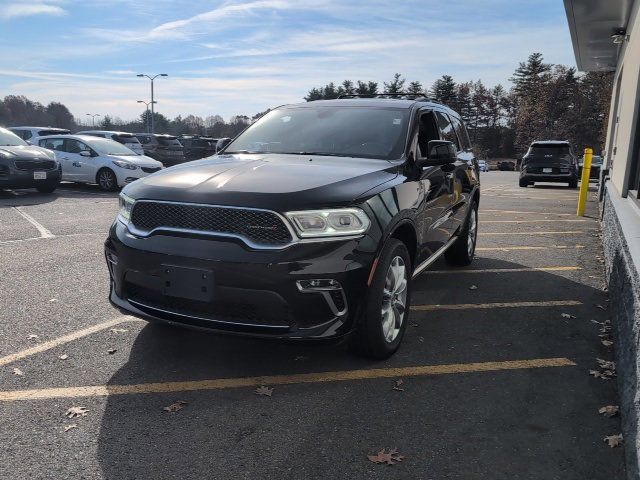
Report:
79,150,92,157
215,138,231,153
415,140,457,167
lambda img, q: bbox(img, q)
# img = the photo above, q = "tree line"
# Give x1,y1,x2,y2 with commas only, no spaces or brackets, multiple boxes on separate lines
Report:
305,53,613,158
0,53,612,158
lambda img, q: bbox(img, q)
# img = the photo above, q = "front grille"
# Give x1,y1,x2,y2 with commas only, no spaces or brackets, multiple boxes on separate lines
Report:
330,289,346,312
141,167,161,174
130,201,293,247
124,281,291,327
14,159,56,171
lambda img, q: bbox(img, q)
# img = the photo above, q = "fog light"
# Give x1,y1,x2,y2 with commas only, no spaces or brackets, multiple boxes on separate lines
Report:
297,279,340,291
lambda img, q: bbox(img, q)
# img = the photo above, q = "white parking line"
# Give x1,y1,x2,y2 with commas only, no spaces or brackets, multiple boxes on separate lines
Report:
12,207,54,239
0,232,104,245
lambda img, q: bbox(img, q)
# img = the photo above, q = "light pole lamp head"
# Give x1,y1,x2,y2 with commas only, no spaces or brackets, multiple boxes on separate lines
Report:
160,74,168,77
136,74,145,77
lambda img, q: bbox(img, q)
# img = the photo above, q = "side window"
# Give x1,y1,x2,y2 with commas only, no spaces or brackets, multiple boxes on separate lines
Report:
40,138,65,151
65,139,90,154
417,112,440,158
23,130,33,140
435,111,460,150
450,116,472,151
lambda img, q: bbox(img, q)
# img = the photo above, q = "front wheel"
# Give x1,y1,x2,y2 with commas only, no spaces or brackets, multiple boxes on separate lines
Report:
350,238,412,359
519,178,529,187
97,168,118,191
445,201,478,266
568,178,578,189
36,183,57,194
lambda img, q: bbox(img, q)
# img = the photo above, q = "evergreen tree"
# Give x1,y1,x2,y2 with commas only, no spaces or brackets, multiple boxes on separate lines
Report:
510,52,552,98
384,73,405,94
430,75,457,106
407,81,424,95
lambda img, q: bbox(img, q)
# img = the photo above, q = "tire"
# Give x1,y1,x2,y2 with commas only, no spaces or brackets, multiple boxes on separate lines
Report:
350,238,412,359
519,178,529,187
568,178,578,189
36,184,57,194
445,201,478,266
97,168,118,191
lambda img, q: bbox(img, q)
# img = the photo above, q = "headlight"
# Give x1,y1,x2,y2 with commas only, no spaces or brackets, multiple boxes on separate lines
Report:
0,150,13,158
118,193,135,224
112,160,138,170
285,208,370,238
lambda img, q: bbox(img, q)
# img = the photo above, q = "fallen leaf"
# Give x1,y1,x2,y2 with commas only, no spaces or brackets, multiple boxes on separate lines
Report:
591,319,611,325
367,448,405,466
469,285,478,290
65,406,88,418
49,298,58,303
59,354,68,360
601,340,613,347
107,348,117,354
600,325,612,333
595,304,607,310
163,400,187,413
418,336,424,343
12,368,24,376
561,313,576,319
599,405,619,417
589,370,611,380
255,385,273,397
27,334,38,341
603,369,617,377
64,424,78,432
597,358,615,370
294,355,308,361
110,328,128,333
604,434,623,448
392,379,404,392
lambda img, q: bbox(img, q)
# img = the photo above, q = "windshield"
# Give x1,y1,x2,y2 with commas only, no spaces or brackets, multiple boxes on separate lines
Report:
86,137,137,156
226,106,410,160
0,128,28,146
38,129,70,136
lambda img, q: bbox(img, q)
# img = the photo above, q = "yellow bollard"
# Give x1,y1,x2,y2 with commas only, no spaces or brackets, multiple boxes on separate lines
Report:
577,148,593,216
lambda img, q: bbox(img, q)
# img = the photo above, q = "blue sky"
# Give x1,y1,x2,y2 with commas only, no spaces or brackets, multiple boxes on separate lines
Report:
0,0,576,122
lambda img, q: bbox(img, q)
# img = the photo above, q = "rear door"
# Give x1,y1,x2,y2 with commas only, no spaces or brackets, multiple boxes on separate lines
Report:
446,113,477,233
39,137,71,179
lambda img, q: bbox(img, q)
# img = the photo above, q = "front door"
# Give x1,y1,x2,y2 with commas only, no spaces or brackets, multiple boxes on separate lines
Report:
64,139,98,184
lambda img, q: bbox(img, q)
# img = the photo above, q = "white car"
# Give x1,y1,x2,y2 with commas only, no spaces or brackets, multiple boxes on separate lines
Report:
35,134,163,191
9,126,70,143
76,130,145,155
478,160,489,172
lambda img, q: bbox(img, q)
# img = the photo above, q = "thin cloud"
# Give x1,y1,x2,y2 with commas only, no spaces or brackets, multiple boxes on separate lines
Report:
0,3,66,19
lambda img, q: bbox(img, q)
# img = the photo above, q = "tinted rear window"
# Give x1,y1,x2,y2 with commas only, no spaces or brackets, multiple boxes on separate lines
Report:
530,144,570,155
157,137,181,147
113,134,141,144
38,129,70,136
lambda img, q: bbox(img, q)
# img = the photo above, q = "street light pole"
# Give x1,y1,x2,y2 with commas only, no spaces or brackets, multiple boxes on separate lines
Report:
136,73,168,134
86,113,101,127
137,100,157,133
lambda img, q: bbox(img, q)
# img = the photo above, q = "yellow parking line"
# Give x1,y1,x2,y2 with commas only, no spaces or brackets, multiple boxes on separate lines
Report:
482,219,588,224
476,245,584,251
0,316,141,368
479,231,584,236
428,266,581,274
481,209,574,216
411,300,582,311
0,358,575,402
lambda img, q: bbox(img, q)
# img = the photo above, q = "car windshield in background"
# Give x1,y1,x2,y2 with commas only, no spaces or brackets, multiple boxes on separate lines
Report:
158,137,182,147
190,139,211,148
0,128,28,146
87,137,136,156
113,135,141,145
529,144,570,156
38,129,69,136
226,106,410,160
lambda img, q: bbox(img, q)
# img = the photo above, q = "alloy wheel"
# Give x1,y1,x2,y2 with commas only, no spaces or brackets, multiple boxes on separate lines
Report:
467,208,478,257
381,256,407,343
99,170,115,190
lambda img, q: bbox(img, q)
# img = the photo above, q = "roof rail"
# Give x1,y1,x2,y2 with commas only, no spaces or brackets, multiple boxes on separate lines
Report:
337,93,430,101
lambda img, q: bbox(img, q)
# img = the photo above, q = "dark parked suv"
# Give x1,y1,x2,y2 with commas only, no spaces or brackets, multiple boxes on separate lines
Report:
0,127,61,193
105,97,480,358
519,140,579,188
179,135,217,161
134,133,186,167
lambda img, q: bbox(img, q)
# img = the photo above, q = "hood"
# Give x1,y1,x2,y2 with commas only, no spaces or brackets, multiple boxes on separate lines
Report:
124,153,398,211
0,144,55,160
108,154,162,167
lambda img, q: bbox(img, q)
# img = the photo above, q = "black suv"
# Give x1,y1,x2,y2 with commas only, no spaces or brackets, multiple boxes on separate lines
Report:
519,141,579,188
179,135,217,161
0,127,61,193
105,97,480,358
134,133,186,167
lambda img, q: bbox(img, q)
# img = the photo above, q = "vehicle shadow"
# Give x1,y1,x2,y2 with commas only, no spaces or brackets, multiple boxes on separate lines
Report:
0,182,117,207
96,256,623,479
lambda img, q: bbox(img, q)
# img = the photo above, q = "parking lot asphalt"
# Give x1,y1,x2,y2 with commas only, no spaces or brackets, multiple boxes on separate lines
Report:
0,172,624,479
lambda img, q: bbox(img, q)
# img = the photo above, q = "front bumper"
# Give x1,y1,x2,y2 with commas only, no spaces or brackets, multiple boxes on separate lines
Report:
105,221,374,339
0,161,61,189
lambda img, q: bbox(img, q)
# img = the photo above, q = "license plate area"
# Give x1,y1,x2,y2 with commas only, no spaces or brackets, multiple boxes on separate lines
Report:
162,265,214,302
33,171,46,180
543,168,553,173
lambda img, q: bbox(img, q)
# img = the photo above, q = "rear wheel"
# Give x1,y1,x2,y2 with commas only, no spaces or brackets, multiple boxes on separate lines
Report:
568,178,578,189
350,238,411,359
519,178,529,187
445,201,478,266
97,168,118,191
